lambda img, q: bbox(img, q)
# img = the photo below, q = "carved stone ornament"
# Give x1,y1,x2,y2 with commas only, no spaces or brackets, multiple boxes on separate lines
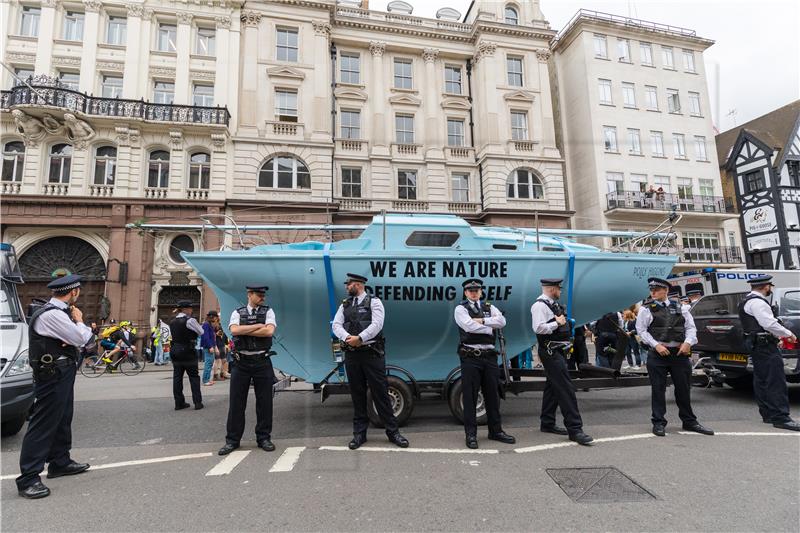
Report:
312,20,331,37
53,56,82,67
126,3,143,17
169,130,183,149
473,41,497,63
191,70,216,81
535,48,552,62
150,66,177,78
11,110,46,148
96,61,124,71
369,41,386,57
240,11,262,27
41,113,66,136
41,0,60,8
176,12,193,25
83,0,102,13
422,48,439,63
214,16,231,29
115,125,131,146
6,52,36,64
210,133,227,151
64,113,96,150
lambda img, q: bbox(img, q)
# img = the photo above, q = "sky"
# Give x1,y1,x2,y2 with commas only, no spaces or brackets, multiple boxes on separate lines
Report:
370,0,800,133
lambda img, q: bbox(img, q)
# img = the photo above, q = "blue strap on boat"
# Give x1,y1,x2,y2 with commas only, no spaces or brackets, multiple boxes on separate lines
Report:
565,249,576,336
322,243,345,379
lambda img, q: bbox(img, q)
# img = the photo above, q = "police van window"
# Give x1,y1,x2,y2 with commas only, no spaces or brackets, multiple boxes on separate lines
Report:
690,294,733,316
780,291,800,316
405,231,459,247
0,280,24,323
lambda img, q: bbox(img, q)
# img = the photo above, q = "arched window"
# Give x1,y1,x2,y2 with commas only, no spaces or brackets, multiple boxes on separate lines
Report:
258,156,310,189
48,144,73,183
2,141,25,182
188,152,211,189
507,168,544,199
169,234,195,264
148,150,169,188
93,145,117,185
504,5,519,25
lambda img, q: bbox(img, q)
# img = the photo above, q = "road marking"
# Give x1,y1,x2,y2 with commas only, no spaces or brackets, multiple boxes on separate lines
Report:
319,446,500,454
269,446,305,472
592,433,655,443
205,450,251,476
514,442,576,454
137,438,164,445
679,431,800,436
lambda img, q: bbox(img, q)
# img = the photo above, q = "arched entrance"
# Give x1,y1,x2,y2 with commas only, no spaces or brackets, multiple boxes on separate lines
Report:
157,285,201,324
18,236,107,323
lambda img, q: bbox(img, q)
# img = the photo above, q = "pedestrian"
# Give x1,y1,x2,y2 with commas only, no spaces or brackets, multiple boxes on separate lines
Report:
568,324,590,371
531,278,593,445
738,275,800,431
201,311,219,386
593,311,621,368
169,301,204,411
454,278,516,449
623,309,642,368
161,319,172,364
636,277,714,437
687,289,703,306
218,286,277,455
152,319,169,365
16,274,93,499
331,273,409,450
214,317,230,381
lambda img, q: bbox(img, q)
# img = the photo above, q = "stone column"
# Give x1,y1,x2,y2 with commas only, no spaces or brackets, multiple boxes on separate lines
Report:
369,41,388,156
213,16,231,109
535,48,559,157
174,12,193,105
79,0,101,93
238,11,261,129
35,0,59,74
122,3,143,99
473,41,499,149
311,20,331,140
422,47,443,158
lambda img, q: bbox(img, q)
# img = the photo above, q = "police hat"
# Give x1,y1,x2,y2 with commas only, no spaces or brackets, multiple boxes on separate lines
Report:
647,277,671,290
176,300,194,308
246,285,268,293
344,273,368,284
747,275,774,286
686,289,702,296
206,310,219,317
462,278,484,290
47,274,82,294
540,278,563,287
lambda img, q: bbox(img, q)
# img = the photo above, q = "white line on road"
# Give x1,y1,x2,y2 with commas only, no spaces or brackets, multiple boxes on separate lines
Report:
514,442,576,454
205,450,251,476
269,446,306,472
319,446,500,454
678,431,800,436
592,433,656,443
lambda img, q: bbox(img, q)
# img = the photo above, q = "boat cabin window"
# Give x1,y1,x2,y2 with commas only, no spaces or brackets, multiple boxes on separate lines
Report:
492,243,517,250
405,231,460,247
542,245,564,251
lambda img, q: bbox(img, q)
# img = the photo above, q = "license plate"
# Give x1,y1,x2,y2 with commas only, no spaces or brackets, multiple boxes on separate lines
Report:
718,353,747,363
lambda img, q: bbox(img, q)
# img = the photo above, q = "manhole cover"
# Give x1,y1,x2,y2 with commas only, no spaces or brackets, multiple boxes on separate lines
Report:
546,467,657,503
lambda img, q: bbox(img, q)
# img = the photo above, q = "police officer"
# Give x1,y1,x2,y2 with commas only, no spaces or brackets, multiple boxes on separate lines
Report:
331,273,409,450
531,279,593,445
738,275,800,431
218,285,278,455
636,277,714,437
169,300,204,410
686,289,703,305
454,279,516,449
16,274,93,499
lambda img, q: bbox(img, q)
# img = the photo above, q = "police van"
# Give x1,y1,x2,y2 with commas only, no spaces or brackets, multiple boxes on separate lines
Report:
667,268,799,298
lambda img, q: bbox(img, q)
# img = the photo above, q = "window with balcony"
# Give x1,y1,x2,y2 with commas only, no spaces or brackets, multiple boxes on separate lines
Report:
259,156,310,189
2,142,25,182
688,92,701,115
63,11,84,41
101,76,123,98
617,38,631,62
341,167,362,198
188,152,211,189
598,78,612,104
13,68,33,85
157,23,177,52
640,42,653,66
504,5,519,25
340,109,361,139
48,144,72,183
340,52,360,84
622,82,636,107
193,84,214,107
654,175,670,192
667,89,680,113
395,114,414,144
20,6,40,37
397,170,417,199
650,131,665,157
507,57,523,87
153,81,174,104
276,28,298,62
445,65,462,94
603,126,618,152
59,72,79,91
275,89,298,121
645,85,658,110
673,133,687,158
744,169,766,193
93,146,116,185
694,136,708,161
661,46,674,69
447,119,465,147
510,111,528,141
682,232,720,262
196,27,216,56
451,173,469,202
631,173,648,192
106,16,127,45
699,178,714,197
507,169,544,199
148,150,170,188
628,129,642,155
677,178,693,198
393,59,413,89
593,34,608,58
683,50,696,72
606,172,624,194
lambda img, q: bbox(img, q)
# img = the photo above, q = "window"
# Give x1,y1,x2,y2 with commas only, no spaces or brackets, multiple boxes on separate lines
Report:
275,89,298,121
2,142,25,182
193,84,214,107
276,28,298,62
507,169,544,199
688,92,701,115
394,59,413,89
48,144,72,183
631,173,648,192
397,170,417,199
603,126,618,152
395,114,414,144
445,66,462,94
622,82,636,107
447,119,465,146
20,6,40,37
504,5,519,25
667,89,681,113
157,23,177,52
617,39,631,62
593,34,608,58
744,170,766,193
510,111,528,140
258,156,310,189
153,82,174,104
645,85,658,110
654,175,670,192
788,160,800,187
13,68,33,86
661,46,674,69
93,146,117,185
341,167,361,198
605,172,624,194
682,232,720,260
507,57,523,86
750,251,773,269
100,76,123,98
106,16,127,45
640,42,653,66
196,27,215,56
694,136,708,161
63,11,84,41
340,110,361,139
598,78,612,104
650,131,664,157
169,235,195,264
58,72,79,91
188,153,211,189
406,231,460,247
682,50,696,72
673,133,686,158
340,52,360,84
451,173,469,202
148,150,170,188
699,178,714,197
628,128,642,155
677,178,693,199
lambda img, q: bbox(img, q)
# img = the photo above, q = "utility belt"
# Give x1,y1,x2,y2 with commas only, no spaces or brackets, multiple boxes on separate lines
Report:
232,350,276,362
32,353,76,382
543,340,573,358
342,338,385,357
458,345,497,358
745,333,779,347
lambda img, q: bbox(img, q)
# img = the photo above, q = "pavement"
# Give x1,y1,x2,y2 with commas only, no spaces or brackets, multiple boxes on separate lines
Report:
2,368,799,532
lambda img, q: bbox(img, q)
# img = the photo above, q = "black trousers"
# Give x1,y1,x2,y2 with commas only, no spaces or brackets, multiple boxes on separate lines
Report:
646,351,697,427
226,357,274,445
460,354,503,436
538,345,584,434
569,332,589,370
17,361,77,490
172,361,202,407
344,350,398,435
750,342,791,423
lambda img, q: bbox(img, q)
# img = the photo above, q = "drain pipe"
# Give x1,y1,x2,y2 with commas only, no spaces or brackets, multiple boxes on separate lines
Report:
466,58,484,212
330,41,338,213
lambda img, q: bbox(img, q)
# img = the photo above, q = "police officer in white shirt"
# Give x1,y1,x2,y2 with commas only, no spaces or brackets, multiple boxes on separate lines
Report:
16,274,93,499
738,275,799,431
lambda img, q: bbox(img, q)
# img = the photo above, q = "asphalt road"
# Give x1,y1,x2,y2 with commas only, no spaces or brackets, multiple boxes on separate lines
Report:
2,367,799,532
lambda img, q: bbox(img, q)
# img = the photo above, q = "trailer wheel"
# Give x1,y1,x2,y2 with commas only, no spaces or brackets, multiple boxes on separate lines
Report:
447,378,487,425
366,375,414,428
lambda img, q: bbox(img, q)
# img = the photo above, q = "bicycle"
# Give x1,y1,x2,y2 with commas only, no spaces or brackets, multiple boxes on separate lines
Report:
80,346,146,378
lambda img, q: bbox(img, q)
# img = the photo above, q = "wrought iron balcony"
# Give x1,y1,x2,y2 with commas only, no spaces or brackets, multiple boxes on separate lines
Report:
606,191,734,214
621,245,744,265
2,75,230,126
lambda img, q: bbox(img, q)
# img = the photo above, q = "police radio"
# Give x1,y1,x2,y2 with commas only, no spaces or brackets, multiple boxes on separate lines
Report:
331,339,344,363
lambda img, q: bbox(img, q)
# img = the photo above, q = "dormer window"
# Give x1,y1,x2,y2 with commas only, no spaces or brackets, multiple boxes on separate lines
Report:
504,6,519,25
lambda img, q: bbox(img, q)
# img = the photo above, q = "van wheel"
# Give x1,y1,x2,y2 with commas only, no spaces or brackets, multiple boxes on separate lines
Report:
1,414,26,437
725,375,753,391
367,375,414,428
447,378,488,425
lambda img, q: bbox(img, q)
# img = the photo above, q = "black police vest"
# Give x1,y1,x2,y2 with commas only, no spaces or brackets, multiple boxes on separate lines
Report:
738,294,775,335
28,304,79,361
646,301,686,343
169,315,199,361
535,298,572,343
342,295,384,342
457,300,496,346
233,305,272,353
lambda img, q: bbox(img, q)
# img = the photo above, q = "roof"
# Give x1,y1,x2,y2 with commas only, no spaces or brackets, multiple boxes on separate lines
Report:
715,99,800,169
